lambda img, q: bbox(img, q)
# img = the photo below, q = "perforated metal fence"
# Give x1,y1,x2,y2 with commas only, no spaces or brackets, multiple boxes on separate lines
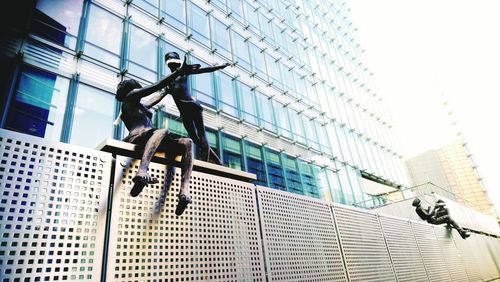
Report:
0,129,499,282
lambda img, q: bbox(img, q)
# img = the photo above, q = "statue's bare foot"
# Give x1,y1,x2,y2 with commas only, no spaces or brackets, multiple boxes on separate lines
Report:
175,193,192,216
130,172,158,197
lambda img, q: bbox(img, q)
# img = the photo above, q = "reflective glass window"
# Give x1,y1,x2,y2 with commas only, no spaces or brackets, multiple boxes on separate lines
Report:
188,3,210,47
245,142,267,186
231,31,251,70
303,117,320,151
210,0,226,11
134,0,159,16
284,156,303,195
161,0,186,32
289,110,306,145
249,43,267,81
228,0,244,23
258,12,274,45
273,101,292,139
85,5,123,67
337,164,354,205
5,67,69,141
128,25,157,82
217,72,238,117
256,92,276,132
265,149,286,191
158,112,188,137
70,84,115,148
31,0,83,50
190,57,215,108
222,134,244,170
265,54,283,90
299,160,320,198
273,24,287,51
210,17,231,59
243,1,259,34
237,82,258,125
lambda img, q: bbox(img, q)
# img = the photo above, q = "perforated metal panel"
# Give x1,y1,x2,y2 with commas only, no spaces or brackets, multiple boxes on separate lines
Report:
432,226,468,282
378,215,428,282
332,204,396,282
410,221,451,282
256,186,347,282
0,129,111,281
106,156,265,281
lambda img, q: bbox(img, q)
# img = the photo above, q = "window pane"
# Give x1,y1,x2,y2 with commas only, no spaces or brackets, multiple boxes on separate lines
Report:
273,101,292,139
188,3,210,47
85,5,123,67
289,110,305,145
5,67,69,141
128,25,157,82
217,73,237,117
245,142,266,186
257,92,276,132
250,43,267,81
228,0,244,23
300,160,320,198
222,134,243,170
265,149,286,191
70,84,115,148
31,0,83,49
238,82,258,125
258,12,274,45
134,0,159,16
211,17,231,59
243,1,259,34
266,54,282,89
190,57,215,107
161,0,186,32
231,31,250,70
284,156,303,195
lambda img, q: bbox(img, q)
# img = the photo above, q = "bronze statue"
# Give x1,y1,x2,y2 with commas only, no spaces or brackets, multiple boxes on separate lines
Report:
116,56,198,215
163,51,230,164
412,198,470,239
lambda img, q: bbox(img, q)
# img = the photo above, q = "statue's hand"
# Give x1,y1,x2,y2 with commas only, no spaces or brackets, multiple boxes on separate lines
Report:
222,62,231,68
179,55,201,74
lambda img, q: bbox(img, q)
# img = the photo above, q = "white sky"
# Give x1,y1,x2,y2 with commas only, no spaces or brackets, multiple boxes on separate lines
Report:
349,0,500,215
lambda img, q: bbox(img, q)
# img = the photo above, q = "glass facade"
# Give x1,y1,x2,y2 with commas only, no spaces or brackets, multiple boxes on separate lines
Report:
0,0,410,205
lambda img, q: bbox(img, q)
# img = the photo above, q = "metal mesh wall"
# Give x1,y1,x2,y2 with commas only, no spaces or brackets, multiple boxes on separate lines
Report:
410,221,451,282
332,205,396,282
256,186,347,282
433,226,468,282
378,215,428,282
0,130,111,281
105,156,265,282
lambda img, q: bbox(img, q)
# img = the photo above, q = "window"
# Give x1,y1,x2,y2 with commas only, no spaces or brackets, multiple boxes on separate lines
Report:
249,43,267,81
300,161,320,198
160,0,186,32
231,31,251,70
134,0,159,16
228,0,244,24
210,17,231,59
284,155,303,194
288,110,305,145
128,25,157,82
217,72,237,117
273,101,292,140
31,0,83,50
237,82,258,125
337,164,354,205
70,84,115,148
256,92,276,132
314,121,332,155
265,54,283,90
222,134,244,170
188,3,210,47
245,142,267,186
265,149,286,191
190,57,215,108
84,5,123,67
5,67,69,141
258,12,274,46
243,1,259,34
303,116,320,151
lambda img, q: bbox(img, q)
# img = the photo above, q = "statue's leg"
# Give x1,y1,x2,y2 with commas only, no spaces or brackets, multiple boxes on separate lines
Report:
192,108,221,164
446,218,470,239
130,129,168,197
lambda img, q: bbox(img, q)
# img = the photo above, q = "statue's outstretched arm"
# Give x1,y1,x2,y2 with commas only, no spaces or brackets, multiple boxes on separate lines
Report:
143,88,170,109
190,62,230,74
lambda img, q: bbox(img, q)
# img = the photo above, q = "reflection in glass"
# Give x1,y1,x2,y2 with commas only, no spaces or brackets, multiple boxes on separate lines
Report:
161,0,186,32
211,17,231,59
222,134,244,170
231,32,251,70
238,82,258,125
188,3,210,47
265,149,286,191
85,5,123,67
284,156,303,194
191,57,215,107
257,92,276,132
217,73,237,116
5,67,69,141
135,0,159,16
245,142,267,186
70,84,114,148
128,25,157,82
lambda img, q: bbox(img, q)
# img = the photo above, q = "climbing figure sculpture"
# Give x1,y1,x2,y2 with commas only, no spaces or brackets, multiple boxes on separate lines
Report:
115,56,198,215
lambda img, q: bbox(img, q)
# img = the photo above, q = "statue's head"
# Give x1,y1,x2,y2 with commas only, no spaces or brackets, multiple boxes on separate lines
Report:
412,198,421,207
116,79,141,101
165,51,182,69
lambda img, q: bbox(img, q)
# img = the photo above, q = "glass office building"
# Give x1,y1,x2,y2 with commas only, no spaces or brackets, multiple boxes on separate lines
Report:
0,0,409,206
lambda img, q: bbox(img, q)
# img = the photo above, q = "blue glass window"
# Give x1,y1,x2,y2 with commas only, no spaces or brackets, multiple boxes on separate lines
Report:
210,17,231,59
128,25,157,82
265,54,283,90
303,116,320,151
337,164,355,205
314,121,332,155
258,12,274,45
210,0,226,12
222,134,244,170
161,0,186,32
85,5,123,67
289,110,306,145
243,1,259,34
299,160,320,198
70,84,115,148
158,112,188,137
190,57,215,108
134,0,159,16
245,142,267,186
228,0,244,23
273,101,292,139
265,149,286,191
217,72,238,117
249,43,267,81
237,82,258,125
31,0,83,50
231,31,251,70
5,67,69,141
188,3,210,47
256,92,276,132
284,156,303,194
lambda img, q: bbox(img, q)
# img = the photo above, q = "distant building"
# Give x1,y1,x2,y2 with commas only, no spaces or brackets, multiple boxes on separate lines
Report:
406,140,496,216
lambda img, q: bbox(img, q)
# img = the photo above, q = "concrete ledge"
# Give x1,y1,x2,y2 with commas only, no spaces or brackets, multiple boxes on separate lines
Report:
96,138,256,182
